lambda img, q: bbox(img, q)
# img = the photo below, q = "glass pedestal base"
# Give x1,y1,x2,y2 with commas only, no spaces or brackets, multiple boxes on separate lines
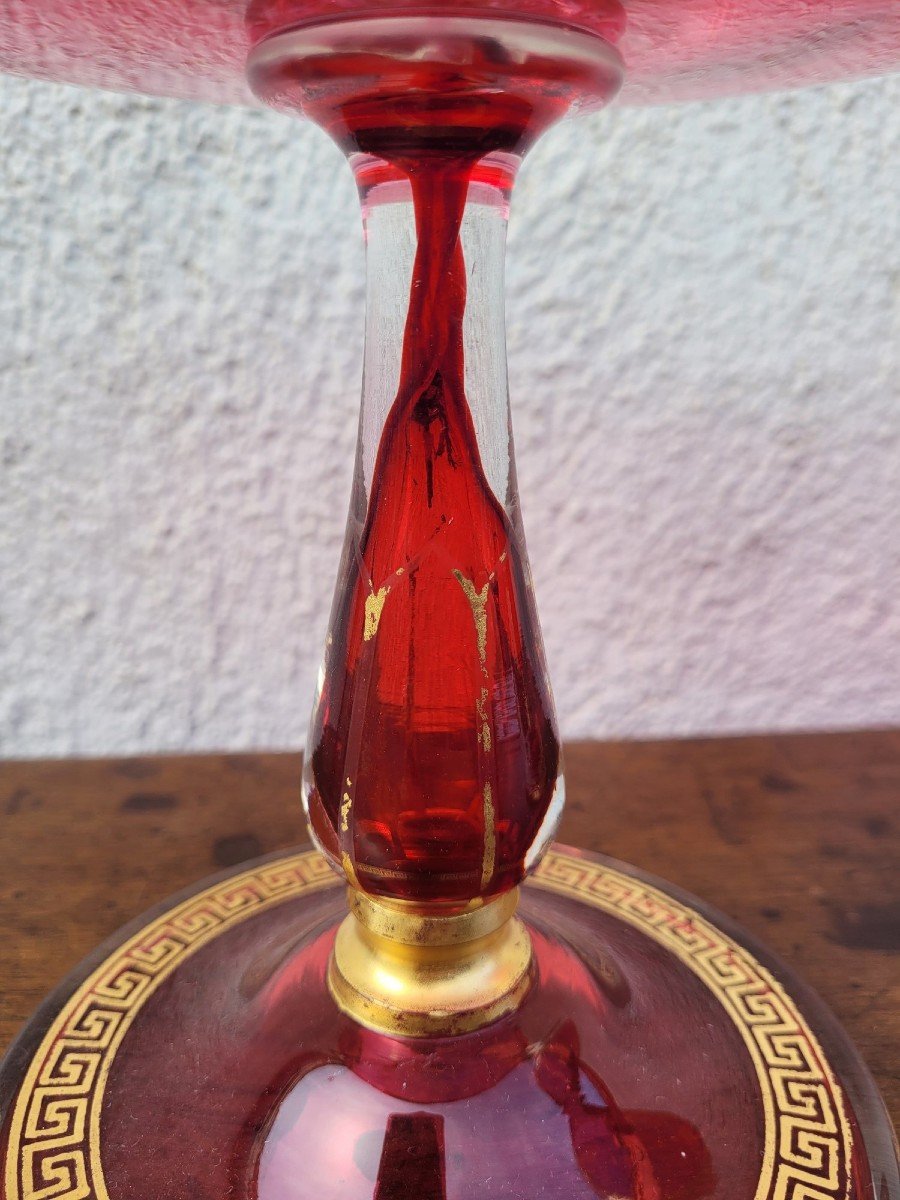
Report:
1,845,895,1200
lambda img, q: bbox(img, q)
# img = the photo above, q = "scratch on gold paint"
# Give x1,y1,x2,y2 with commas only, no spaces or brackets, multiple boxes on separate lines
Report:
363,584,391,642
481,783,496,888
476,687,492,753
453,570,489,670
340,792,352,833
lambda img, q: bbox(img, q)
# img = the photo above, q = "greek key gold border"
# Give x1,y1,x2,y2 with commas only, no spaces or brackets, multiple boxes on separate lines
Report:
3,848,853,1200
4,852,335,1200
533,851,854,1200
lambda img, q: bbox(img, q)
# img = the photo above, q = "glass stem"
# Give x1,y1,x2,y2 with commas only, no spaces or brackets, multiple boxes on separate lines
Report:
303,149,563,912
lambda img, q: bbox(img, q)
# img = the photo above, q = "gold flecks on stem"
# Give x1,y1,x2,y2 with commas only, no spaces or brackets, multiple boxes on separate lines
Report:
363,584,391,642
340,778,354,879
476,687,492,753
453,570,489,671
340,792,352,833
341,851,361,889
481,782,496,889
453,565,499,887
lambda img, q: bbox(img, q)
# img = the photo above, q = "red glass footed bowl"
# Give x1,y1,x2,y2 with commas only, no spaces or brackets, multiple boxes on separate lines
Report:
1,843,895,1200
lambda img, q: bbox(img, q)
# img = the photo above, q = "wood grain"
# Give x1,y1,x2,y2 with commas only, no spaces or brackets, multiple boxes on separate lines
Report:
0,732,897,1125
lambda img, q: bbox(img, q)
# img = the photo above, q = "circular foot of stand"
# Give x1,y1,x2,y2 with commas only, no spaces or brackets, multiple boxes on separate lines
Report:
1,845,896,1199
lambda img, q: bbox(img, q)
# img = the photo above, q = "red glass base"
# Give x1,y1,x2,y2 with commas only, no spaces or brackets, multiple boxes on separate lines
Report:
1,845,896,1200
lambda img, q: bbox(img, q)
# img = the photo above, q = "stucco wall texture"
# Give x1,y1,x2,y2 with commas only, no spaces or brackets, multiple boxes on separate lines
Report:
1,69,898,757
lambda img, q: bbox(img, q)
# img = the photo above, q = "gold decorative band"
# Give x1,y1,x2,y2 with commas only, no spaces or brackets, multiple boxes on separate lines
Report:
2,853,337,1200
348,886,519,945
329,886,534,1037
534,852,855,1200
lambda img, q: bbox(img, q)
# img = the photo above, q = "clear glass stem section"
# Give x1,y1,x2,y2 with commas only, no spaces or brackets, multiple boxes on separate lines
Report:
302,153,563,907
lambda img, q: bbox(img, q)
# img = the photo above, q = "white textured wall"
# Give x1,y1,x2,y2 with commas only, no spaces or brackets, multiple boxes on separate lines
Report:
1,71,898,757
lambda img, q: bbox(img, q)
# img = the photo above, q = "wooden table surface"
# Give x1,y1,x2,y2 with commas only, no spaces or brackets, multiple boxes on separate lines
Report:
0,731,897,1127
